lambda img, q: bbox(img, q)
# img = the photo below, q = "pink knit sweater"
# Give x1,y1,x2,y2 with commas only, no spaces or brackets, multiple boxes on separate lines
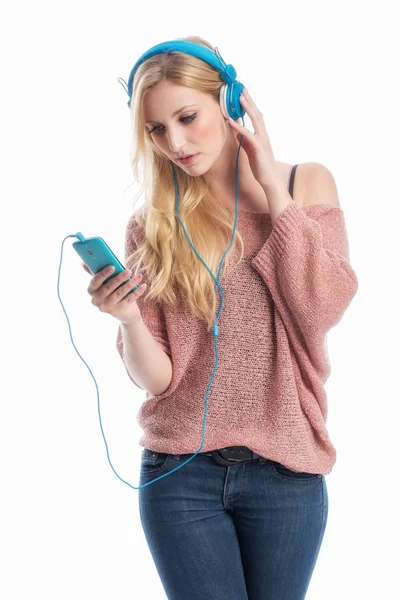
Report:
116,198,358,475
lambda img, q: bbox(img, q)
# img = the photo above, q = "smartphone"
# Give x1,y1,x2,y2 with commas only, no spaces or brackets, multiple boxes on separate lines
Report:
72,236,138,297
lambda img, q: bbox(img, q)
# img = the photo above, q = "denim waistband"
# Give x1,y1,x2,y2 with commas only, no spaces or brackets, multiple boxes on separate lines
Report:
194,446,267,465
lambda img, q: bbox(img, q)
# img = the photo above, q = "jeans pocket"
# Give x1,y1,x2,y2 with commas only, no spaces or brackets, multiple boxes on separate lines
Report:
271,461,322,482
140,449,171,474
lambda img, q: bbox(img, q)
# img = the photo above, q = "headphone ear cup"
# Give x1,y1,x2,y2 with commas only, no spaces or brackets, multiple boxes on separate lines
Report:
219,82,246,120
219,84,229,119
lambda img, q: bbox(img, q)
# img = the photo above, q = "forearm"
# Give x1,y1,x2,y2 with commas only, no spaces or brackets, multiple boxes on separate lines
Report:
262,182,294,227
120,316,172,395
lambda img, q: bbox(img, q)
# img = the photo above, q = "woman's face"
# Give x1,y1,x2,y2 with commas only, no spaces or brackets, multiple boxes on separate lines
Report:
143,80,233,176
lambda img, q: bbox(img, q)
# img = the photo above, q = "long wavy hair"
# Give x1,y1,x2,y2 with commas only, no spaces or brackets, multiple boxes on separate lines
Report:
126,35,245,333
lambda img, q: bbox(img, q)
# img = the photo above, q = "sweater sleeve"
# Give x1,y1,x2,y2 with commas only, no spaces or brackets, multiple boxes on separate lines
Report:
251,202,359,374
115,215,171,390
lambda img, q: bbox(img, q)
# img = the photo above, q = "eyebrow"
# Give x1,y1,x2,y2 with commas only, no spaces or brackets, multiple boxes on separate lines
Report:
146,104,197,124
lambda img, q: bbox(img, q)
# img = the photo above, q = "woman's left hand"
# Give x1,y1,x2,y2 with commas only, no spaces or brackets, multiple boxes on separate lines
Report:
227,88,280,190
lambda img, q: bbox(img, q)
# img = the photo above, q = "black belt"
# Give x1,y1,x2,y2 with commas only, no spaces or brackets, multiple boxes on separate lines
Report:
201,446,263,466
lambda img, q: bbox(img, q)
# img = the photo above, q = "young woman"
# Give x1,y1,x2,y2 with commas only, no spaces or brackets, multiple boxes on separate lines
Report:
84,35,358,600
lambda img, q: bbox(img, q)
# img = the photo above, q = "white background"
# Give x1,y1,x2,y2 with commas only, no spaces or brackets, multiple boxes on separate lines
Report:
2,1,399,598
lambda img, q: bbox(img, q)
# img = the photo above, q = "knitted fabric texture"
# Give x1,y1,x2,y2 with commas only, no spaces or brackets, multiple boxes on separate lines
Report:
116,197,358,475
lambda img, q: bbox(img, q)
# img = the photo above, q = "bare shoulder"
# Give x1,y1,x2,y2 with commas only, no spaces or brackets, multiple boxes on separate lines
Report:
276,161,307,206
277,161,341,208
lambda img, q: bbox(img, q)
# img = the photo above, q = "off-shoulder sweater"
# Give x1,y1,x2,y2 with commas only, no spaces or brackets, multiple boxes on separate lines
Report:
116,164,359,475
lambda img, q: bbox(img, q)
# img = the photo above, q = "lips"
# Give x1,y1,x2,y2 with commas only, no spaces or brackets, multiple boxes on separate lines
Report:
177,153,199,165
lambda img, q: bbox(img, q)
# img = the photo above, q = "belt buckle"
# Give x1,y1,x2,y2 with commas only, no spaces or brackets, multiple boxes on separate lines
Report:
212,446,253,466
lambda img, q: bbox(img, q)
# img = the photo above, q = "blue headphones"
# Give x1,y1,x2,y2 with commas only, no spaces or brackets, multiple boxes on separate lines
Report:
118,39,246,120
117,40,247,487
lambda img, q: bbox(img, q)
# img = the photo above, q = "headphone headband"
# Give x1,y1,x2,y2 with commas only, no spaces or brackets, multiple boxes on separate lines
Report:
117,39,245,120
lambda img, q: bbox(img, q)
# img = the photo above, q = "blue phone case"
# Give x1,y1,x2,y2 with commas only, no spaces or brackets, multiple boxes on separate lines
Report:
72,236,137,296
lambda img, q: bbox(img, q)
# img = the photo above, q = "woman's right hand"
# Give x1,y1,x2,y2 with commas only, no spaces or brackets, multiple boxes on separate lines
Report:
82,263,146,325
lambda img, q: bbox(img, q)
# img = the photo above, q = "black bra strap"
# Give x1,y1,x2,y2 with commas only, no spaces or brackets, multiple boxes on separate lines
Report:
288,164,299,199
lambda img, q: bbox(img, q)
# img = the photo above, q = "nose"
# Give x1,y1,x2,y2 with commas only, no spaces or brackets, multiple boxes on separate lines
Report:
166,128,187,154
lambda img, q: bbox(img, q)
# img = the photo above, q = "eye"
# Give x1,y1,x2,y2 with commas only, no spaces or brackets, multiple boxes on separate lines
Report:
148,113,197,136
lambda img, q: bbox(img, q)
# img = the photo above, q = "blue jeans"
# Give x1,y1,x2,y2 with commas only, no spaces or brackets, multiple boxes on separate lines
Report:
139,447,328,600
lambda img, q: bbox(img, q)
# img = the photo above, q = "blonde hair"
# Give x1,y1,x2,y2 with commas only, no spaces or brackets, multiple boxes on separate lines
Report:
126,35,245,333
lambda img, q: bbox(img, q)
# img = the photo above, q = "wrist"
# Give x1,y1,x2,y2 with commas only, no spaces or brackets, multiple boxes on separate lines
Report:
120,313,143,329
261,180,286,195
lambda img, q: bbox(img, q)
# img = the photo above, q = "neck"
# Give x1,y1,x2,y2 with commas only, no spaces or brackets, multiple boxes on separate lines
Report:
206,132,270,214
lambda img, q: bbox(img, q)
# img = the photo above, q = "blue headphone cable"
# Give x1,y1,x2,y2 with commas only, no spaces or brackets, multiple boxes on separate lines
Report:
58,40,246,489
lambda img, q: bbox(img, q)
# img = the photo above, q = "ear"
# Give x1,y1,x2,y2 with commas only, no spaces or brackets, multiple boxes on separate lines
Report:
301,162,341,208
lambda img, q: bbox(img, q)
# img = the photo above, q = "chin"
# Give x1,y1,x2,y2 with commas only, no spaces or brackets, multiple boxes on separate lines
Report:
180,156,209,176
